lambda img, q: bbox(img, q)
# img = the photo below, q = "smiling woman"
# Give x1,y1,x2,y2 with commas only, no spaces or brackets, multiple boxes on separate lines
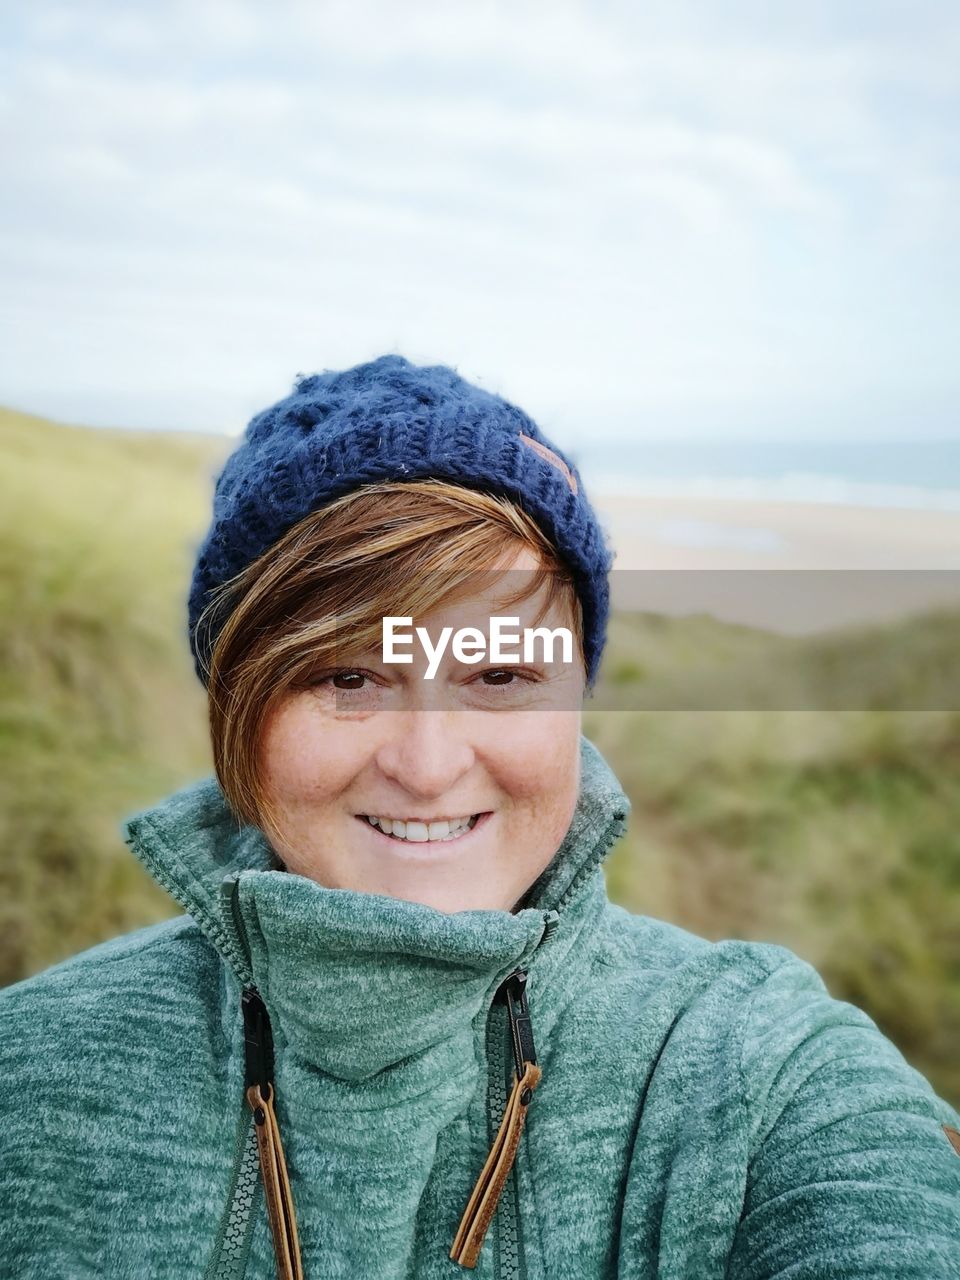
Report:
1,355,959,1280
201,477,587,914
197,476,585,850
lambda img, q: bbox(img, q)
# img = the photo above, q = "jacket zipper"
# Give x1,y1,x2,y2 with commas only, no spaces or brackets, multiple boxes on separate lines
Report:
489,971,532,1280
483,808,625,1279
451,908,558,1273
207,876,259,1279
205,1099,263,1280
490,797,628,1278
242,987,304,1279
208,877,304,1280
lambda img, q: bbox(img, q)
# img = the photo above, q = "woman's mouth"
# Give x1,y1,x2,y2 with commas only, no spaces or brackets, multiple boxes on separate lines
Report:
356,811,489,846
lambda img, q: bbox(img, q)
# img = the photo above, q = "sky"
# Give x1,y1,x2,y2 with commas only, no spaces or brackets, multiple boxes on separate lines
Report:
1,0,958,445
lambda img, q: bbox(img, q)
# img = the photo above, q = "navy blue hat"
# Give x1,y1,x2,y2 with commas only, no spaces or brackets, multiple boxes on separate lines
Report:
188,354,613,686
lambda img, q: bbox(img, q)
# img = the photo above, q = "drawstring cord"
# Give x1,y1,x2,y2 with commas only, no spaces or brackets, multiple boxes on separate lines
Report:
242,987,304,1280
450,968,542,1269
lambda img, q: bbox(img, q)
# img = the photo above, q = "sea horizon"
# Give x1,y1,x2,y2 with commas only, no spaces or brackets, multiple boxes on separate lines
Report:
576,437,960,512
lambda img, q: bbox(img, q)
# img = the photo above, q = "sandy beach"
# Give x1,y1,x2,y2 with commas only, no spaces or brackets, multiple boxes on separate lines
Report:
594,492,960,635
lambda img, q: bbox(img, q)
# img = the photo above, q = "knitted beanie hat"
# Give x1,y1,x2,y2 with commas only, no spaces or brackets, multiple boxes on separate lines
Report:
188,354,613,686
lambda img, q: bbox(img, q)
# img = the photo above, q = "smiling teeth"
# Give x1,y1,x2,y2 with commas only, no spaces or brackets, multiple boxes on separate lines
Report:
364,815,480,842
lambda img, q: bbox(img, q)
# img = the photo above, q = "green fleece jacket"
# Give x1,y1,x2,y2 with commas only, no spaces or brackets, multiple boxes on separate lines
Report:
1,736,958,1279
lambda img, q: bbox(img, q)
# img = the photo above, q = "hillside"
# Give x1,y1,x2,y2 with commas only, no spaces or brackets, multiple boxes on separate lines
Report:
0,407,229,976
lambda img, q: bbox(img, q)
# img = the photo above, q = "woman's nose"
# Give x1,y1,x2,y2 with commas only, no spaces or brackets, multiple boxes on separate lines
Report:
374,711,477,800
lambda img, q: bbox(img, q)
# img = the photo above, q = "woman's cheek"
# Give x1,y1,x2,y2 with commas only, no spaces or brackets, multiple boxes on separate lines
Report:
485,711,581,799
259,700,350,803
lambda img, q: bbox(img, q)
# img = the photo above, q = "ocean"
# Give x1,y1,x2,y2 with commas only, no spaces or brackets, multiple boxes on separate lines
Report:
574,438,960,512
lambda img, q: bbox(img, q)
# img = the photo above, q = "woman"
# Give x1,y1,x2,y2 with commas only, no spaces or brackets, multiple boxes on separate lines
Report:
1,354,958,1280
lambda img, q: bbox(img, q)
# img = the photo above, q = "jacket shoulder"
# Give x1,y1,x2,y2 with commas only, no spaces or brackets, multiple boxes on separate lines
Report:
598,900,801,983
0,915,230,1087
599,902,714,969
0,914,218,1006
726,940,960,1275
734,941,960,1134
0,924,240,1275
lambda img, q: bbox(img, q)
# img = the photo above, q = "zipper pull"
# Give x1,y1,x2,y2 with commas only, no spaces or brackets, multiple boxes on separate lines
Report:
242,986,304,1280
501,968,537,1085
450,968,543,1269
242,986,275,1096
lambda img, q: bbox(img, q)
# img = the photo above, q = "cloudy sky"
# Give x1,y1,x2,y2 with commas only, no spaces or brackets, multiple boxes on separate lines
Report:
1,1,957,443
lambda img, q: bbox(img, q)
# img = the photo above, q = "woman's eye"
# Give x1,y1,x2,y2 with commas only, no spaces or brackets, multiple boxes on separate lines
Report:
465,667,544,708
304,668,376,695
475,668,543,689
330,670,367,690
481,669,517,685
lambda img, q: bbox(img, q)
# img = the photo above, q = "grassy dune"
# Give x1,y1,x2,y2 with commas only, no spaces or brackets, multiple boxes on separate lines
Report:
2,406,958,1106
0,408,227,976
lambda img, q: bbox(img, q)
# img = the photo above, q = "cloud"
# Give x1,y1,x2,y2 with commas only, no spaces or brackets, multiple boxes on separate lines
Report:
1,0,957,436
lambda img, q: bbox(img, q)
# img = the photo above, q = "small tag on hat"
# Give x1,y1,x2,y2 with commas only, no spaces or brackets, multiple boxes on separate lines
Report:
519,432,578,495
944,1124,960,1156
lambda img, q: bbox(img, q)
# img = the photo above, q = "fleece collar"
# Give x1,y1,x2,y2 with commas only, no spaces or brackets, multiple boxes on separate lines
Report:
121,734,630,1080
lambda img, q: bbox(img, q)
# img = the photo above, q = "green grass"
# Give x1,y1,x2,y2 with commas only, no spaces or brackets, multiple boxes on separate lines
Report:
0,407,228,977
2,405,958,1106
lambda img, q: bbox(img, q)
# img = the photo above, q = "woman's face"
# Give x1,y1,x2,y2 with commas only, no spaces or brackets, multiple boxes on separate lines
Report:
257,547,585,914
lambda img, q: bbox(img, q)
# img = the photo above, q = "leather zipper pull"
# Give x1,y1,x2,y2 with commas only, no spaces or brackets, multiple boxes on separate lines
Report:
242,987,304,1280
450,969,542,1269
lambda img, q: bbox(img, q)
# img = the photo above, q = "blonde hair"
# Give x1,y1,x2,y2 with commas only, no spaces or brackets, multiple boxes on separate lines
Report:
197,479,584,832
